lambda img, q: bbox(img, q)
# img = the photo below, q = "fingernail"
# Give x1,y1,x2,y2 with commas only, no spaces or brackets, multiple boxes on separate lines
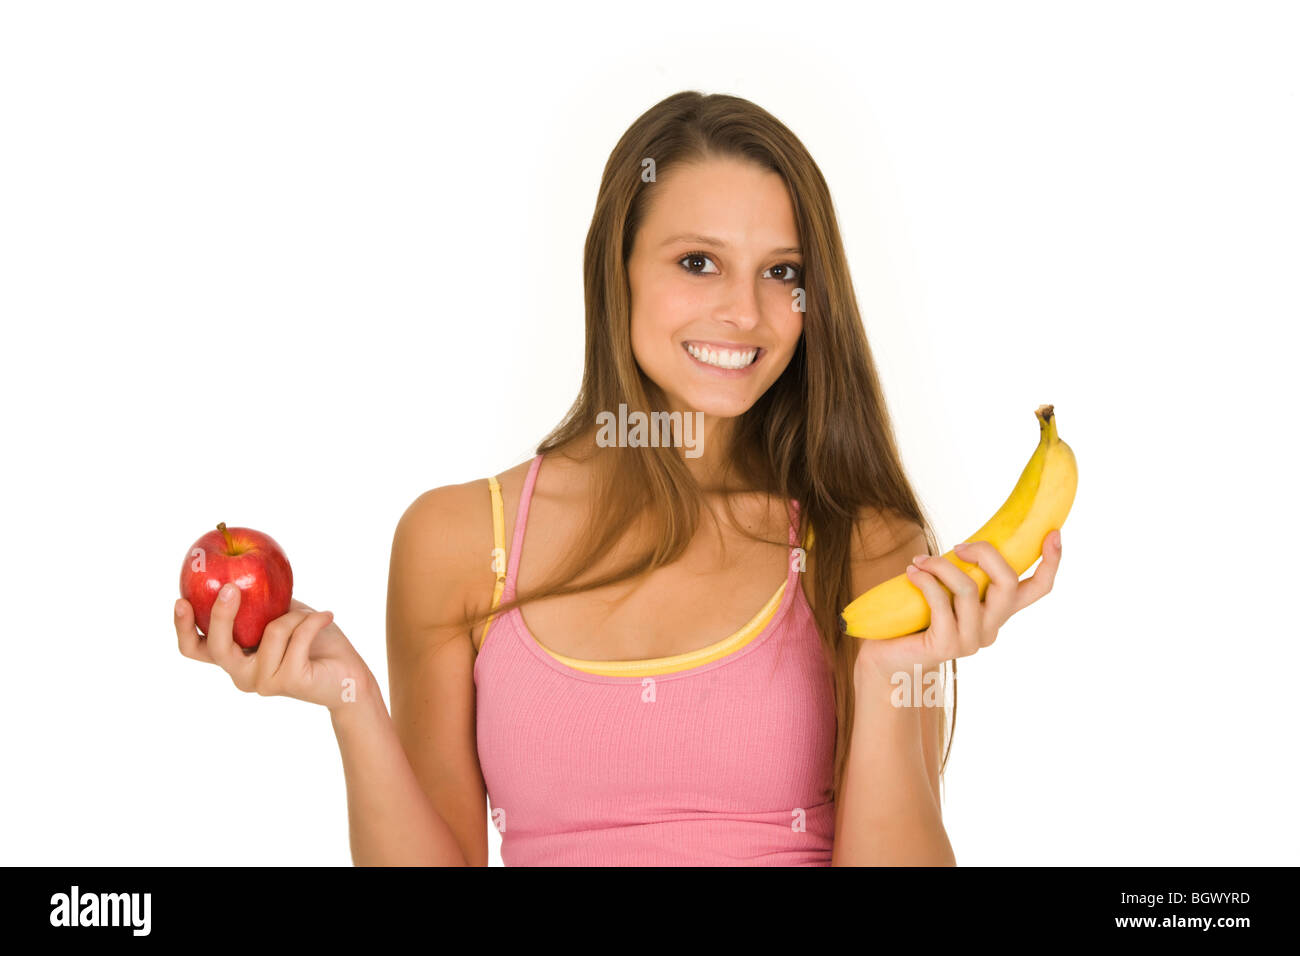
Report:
911,554,928,565
220,584,237,602
174,599,185,616
1053,531,1062,549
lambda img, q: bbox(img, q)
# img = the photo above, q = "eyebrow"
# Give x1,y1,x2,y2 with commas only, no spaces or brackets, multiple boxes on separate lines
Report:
658,233,801,255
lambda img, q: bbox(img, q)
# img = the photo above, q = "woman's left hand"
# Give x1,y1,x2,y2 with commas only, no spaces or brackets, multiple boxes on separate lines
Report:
854,530,1063,683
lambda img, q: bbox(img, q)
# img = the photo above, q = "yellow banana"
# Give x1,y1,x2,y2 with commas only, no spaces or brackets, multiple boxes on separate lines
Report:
838,404,1077,640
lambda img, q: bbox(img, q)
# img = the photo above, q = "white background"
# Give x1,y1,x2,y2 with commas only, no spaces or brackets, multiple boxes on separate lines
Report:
2,0,1295,866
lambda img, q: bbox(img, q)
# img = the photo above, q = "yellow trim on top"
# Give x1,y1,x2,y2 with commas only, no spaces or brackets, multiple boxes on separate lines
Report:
477,475,507,652
478,474,801,675
536,580,785,677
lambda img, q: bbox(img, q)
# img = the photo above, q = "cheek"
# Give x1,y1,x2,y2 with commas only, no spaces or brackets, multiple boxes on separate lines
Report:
629,310,682,371
657,281,704,318
631,308,676,349
770,307,803,353
759,280,802,320
634,287,697,341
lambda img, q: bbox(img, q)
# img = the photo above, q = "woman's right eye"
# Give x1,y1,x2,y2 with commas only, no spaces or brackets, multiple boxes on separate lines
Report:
678,252,720,275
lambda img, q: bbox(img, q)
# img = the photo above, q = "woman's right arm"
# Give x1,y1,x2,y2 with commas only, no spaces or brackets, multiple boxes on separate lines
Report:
328,665,471,866
375,480,496,867
329,480,492,866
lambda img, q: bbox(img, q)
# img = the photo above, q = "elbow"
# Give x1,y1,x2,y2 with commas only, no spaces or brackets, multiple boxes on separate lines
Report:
832,814,956,866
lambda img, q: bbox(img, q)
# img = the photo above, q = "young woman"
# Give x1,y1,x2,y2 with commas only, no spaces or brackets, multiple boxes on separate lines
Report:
174,91,1062,866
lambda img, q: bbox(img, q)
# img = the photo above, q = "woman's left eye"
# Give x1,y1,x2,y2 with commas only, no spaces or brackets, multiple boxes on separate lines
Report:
677,252,803,283
765,262,803,283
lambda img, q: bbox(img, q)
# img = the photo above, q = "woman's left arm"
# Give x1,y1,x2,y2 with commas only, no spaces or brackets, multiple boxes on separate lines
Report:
830,528,1064,866
831,660,954,865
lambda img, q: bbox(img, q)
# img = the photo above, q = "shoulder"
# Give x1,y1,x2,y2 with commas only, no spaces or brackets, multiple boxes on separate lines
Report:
847,504,928,594
851,504,927,557
392,479,489,569
393,458,538,553
388,460,536,644
801,503,926,607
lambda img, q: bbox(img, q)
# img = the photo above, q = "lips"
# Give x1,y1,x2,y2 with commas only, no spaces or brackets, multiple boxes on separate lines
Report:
682,339,763,352
682,340,765,372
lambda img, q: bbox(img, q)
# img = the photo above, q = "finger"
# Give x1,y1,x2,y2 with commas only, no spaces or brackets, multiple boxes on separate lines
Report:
1012,528,1062,614
911,553,983,655
207,583,257,689
281,608,338,686
251,608,315,692
951,540,1018,590
951,540,1019,625
289,598,318,614
278,610,337,698
904,559,966,659
174,598,214,664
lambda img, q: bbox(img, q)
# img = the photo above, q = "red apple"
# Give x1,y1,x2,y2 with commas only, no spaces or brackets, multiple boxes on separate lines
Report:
179,522,293,650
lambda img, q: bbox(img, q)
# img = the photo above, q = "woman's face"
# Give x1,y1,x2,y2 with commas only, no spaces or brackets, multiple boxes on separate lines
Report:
626,157,805,430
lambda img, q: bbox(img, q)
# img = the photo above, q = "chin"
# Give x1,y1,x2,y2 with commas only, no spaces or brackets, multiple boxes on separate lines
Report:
678,392,754,419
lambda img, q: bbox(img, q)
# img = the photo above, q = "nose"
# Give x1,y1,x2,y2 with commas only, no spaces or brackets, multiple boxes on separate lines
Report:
712,275,762,331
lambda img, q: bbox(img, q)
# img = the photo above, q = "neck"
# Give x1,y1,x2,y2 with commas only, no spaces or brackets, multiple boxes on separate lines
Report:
676,414,746,492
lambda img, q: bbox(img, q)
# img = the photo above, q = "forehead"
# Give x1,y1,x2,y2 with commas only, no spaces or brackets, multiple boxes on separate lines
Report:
641,158,798,245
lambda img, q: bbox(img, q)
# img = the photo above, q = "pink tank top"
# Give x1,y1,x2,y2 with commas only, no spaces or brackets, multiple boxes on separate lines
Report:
473,453,837,865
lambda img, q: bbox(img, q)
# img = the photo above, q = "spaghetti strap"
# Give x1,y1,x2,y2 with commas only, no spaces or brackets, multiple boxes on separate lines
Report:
477,474,509,652
502,454,544,603
478,453,542,651
792,498,814,551
789,497,816,556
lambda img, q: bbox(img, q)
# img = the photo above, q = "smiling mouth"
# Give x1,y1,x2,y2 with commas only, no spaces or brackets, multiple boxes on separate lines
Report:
682,341,764,370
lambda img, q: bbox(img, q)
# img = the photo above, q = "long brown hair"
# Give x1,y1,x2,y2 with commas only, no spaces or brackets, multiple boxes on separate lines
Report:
465,90,954,805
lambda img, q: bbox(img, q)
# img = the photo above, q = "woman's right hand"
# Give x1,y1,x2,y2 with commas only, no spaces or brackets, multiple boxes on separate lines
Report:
175,586,371,713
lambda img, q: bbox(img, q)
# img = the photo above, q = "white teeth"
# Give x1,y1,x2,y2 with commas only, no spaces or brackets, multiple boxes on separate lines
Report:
685,343,758,369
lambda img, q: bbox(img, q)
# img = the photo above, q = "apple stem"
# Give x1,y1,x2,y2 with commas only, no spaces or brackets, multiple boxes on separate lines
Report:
217,522,235,552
